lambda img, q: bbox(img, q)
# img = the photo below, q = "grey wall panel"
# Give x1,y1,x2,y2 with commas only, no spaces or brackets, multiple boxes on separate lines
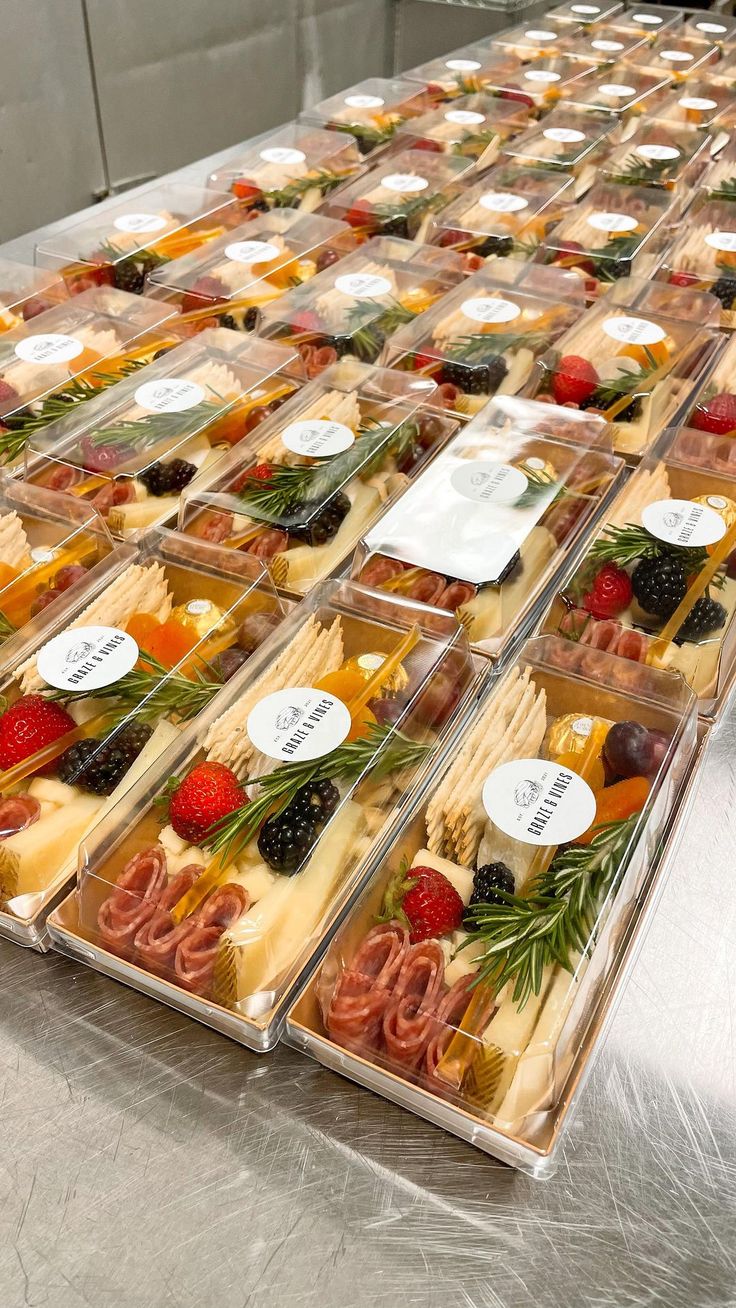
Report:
395,2,536,68
85,0,302,189
0,0,105,242
298,0,393,107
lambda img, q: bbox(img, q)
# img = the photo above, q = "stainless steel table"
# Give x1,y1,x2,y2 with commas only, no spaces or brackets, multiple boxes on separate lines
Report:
2,144,736,1308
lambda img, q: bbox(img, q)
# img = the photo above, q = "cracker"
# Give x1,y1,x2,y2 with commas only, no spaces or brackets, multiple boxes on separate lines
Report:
458,692,546,867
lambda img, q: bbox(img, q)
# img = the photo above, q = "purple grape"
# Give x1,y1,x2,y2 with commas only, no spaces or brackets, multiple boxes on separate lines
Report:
213,647,250,682
604,721,654,778
646,729,671,776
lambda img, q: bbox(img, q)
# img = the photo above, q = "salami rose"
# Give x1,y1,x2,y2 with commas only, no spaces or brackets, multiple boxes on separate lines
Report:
91,479,136,515
405,571,447,606
0,793,40,839
438,580,476,610
133,865,202,974
197,511,234,543
247,528,288,559
326,921,410,1051
98,846,168,957
382,940,446,1069
359,556,407,588
47,464,84,493
174,883,249,995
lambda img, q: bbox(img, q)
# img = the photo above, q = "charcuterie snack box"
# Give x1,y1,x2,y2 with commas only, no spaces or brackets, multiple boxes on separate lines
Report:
401,43,525,101
205,124,365,209
562,65,672,133
392,93,531,169
498,108,618,199
316,150,475,244
0,258,67,335
299,79,433,158
658,196,736,328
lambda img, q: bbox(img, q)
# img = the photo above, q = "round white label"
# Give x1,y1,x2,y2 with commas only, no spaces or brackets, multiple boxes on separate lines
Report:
543,127,586,143
705,230,736,252
679,96,717,111
224,239,281,265
482,758,597,846
461,296,521,324
660,49,694,62
637,143,680,160
599,83,636,97
602,315,667,345
281,418,355,458
37,625,139,693
345,93,385,108
479,190,528,213
381,173,429,194
524,69,561,82
113,212,168,234
134,378,206,413
641,497,727,548
445,109,486,125
633,13,662,23
259,146,306,165
445,58,482,71
696,21,726,34
14,333,84,365
450,461,528,504
591,39,624,51
587,211,637,233
525,29,558,39
247,687,351,761
334,272,392,298
572,5,600,14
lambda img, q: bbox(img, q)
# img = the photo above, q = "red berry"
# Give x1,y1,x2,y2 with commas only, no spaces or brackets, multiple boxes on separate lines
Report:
412,352,435,371
181,276,228,315
22,296,54,321
498,83,534,109
669,271,699,288
291,309,321,334
0,695,76,771
168,761,247,845
583,563,633,620
552,355,599,407
80,436,127,473
54,564,88,592
691,392,736,436
399,866,464,943
412,137,444,152
30,588,62,617
554,240,595,276
232,179,263,202
0,379,20,411
345,199,374,228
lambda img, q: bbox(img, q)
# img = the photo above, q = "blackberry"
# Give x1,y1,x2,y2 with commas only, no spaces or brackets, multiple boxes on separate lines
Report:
476,235,514,258
290,490,351,546
380,216,410,239
58,722,152,795
219,313,238,331
710,277,736,311
257,809,316,873
631,555,686,618
57,739,98,787
139,458,197,497
675,594,727,643
463,862,515,928
114,259,146,295
439,355,508,395
289,779,340,826
330,333,360,360
244,306,260,331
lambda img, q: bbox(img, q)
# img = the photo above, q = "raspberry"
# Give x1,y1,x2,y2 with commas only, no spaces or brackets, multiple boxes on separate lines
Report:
583,563,633,620
80,435,128,473
552,355,600,407
691,392,736,436
553,240,595,276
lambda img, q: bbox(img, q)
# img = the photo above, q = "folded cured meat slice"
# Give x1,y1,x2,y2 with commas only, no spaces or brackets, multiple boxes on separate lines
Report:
97,846,168,958
326,920,410,1051
133,865,203,974
0,794,40,839
382,939,446,1070
174,883,249,995
424,975,496,1093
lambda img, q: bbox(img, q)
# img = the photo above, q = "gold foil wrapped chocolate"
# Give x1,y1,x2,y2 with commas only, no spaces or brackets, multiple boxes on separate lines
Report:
343,651,409,694
172,598,235,640
548,712,613,758
693,494,736,533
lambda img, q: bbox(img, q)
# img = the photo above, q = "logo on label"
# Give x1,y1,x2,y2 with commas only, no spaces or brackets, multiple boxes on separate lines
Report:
636,143,680,161
281,418,355,458
224,239,281,265
14,333,84,365
460,296,520,325
482,757,597,846
705,230,736,253
679,96,717,111
113,213,168,234
381,173,429,194
259,146,306,165
641,497,727,549
445,58,482,71
524,69,561,82
345,93,385,108
587,211,637,233
445,109,486,125
247,687,351,761
134,378,206,413
599,83,636,97
37,625,139,692
334,272,392,298
450,460,529,504
543,127,586,143
602,315,666,346
591,38,624,50
479,190,528,213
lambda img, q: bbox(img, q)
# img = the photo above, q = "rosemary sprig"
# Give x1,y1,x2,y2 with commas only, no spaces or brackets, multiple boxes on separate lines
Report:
95,239,170,274
0,610,16,641
45,651,225,725
446,328,549,364
332,121,396,150
372,191,446,230
0,359,147,464
585,352,658,413
710,174,736,201
345,296,417,362
607,152,673,186
587,233,640,282
204,723,432,863
85,397,223,449
514,464,562,508
264,168,349,207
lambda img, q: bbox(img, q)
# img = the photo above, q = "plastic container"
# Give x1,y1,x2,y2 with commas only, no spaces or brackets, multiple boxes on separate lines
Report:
547,1,625,27
253,235,464,377
703,48,736,86
524,278,721,457
205,124,364,207
0,259,66,334
624,33,721,79
682,331,736,449
47,578,483,1048
491,21,583,62
698,143,736,201
299,79,433,157
0,287,180,469
683,13,736,46
401,43,523,98
179,360,457,596
428,163,575,271
650,79,734,130
474,56,598,113
658,197,736,328
392,93,531,167
144,209,351,337
538,180,674,298
24,332,303,540
382,262,585,420
352,401,625,657
285,632,697,1174
36,184,242,296
601,120,714,192
562,65,672,133
543,432,736,719
499,108,617,198
0,526,286,948
317,149,474,243
609,6,684,39
559,25,649,63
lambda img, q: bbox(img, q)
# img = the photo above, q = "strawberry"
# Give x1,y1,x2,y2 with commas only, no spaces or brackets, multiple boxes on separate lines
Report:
232,179,263,202
22,296,54,321
412,352,435,371
382,863,464,942
0,695,76,771
291,309,321,334
552,355,599,407
233,462,273,491
669,270,699,288
553,240,595,276
181,275,228,315
412,137,444,152
168,761,247,845
80,435,129,474
345,199,374,229
583,563,633,620
691,392,736,436
498,83,534,109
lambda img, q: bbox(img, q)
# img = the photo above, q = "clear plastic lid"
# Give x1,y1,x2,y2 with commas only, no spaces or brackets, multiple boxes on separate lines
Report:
601,119,714,190
299,78,433,156
36,183,242,295
699,142,736,201
289,632,696,1164
491,21,583,61
144,209,351,336
650,78,734,129
547,0,625,25
179,360,457,595
392,93,531,166
682,331,736,454
317,149,474,241
499,108,617,194
0,287,180,468
548,436,736,713
560,25,649,62
539,180,674,297
382,262,585,420
205,123,364,206
525,279,721,456
683,13,736,45
25,333,302,539
68,578,480,1046
0,526,285,930
254,235,464,377
476,56,597,110
658,197,736,327
703,48,736,85
401,43,524,97
354,412,624,655
0,258,67,334
610,6,684,38
428,163,575,270
624,33,720,78
563,63,672,119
